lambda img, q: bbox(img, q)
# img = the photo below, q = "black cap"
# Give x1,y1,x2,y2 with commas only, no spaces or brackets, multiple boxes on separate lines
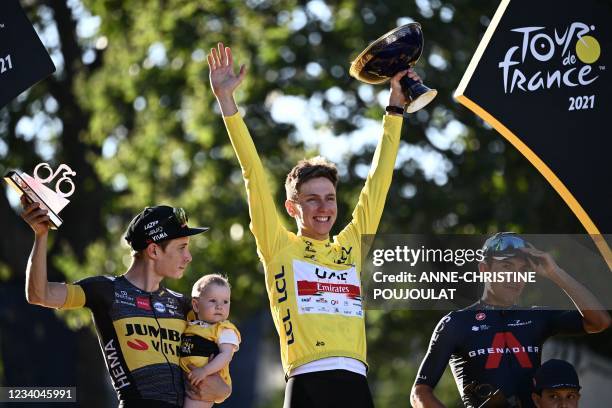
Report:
125,206,209,251
482,232,533,261
533,359,581,393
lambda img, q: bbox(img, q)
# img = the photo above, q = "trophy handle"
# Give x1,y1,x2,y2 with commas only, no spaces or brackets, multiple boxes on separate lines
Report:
399,76,438,113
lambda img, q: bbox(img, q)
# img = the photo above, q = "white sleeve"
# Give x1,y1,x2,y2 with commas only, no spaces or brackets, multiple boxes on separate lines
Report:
218,328,240,351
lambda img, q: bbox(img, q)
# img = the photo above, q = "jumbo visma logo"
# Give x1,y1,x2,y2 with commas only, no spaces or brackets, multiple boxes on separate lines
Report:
498,22,602,95
123,322,181,355
113,317,187,370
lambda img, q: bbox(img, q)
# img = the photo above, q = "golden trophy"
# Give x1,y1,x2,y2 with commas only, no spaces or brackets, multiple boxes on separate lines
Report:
350,23,437,113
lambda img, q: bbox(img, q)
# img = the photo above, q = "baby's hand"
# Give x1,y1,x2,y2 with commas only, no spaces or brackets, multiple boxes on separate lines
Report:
188,366,212,387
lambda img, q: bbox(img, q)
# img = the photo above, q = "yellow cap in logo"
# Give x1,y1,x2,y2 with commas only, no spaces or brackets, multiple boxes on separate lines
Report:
576,35,600,64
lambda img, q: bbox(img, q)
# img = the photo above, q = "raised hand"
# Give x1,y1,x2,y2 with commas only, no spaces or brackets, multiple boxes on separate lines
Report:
208,42,247,99
20,195,50,237
520,247,560,280
388,68,422,108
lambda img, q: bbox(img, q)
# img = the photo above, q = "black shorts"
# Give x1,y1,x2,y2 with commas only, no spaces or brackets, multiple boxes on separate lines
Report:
284,369,375,408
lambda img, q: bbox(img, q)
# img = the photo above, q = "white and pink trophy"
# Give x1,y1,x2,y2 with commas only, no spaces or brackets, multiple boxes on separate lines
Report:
4,163,77,228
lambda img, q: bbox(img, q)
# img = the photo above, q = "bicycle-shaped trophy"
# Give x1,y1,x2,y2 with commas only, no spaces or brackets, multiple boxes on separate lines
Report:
4,163,77,228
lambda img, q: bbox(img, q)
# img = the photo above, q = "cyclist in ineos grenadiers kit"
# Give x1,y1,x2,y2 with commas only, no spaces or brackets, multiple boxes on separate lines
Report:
21,200,230,407
410,232,610,408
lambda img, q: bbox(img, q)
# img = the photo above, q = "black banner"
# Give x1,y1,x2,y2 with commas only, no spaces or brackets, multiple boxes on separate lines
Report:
0,0,56,108
455,0,611,237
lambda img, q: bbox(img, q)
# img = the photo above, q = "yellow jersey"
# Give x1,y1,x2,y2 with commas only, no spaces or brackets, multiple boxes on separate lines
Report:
179,320,240,390
223,113,402,374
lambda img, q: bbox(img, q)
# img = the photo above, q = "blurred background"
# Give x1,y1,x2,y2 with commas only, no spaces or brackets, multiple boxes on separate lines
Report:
0,0,610,407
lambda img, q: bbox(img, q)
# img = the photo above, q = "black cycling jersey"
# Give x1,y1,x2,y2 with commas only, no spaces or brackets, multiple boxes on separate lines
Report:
69,275,218,407
415,301,585,408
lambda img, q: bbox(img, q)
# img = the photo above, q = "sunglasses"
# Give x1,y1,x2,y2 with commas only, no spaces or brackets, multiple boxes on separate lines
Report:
158,207,188,229
173,207,188,226
483,233,533,257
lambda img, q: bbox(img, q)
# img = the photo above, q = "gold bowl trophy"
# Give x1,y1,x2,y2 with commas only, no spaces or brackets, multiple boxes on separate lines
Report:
350,23,437,113
4,163,77,228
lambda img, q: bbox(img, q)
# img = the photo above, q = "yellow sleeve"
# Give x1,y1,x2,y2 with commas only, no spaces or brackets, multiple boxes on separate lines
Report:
59,284,86,309
223,113,287,261
337,115,403,246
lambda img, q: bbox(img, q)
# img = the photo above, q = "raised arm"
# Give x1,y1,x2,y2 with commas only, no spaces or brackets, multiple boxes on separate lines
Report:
208,42,245,117
208,42,285,260
21,196,68,308
338,70,419,244
522,247,611,333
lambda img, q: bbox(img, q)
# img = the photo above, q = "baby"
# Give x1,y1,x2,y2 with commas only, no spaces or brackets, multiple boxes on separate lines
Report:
180,274,241,407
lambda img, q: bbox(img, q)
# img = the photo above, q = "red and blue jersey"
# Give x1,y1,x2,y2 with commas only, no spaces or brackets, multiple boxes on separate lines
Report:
415,301,585,408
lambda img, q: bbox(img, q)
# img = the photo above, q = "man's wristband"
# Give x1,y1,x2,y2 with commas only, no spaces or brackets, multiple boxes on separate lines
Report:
385,105,405,115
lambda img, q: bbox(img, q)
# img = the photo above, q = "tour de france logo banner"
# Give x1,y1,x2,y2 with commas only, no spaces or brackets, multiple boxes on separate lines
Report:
454,0,611,259
0,0,56,108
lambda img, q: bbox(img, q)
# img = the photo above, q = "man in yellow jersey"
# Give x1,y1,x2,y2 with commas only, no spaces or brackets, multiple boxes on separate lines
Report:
20,199,229,407
208,42,420,407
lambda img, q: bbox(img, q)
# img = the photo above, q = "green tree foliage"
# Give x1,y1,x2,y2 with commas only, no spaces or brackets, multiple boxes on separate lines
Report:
1,1,602,406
